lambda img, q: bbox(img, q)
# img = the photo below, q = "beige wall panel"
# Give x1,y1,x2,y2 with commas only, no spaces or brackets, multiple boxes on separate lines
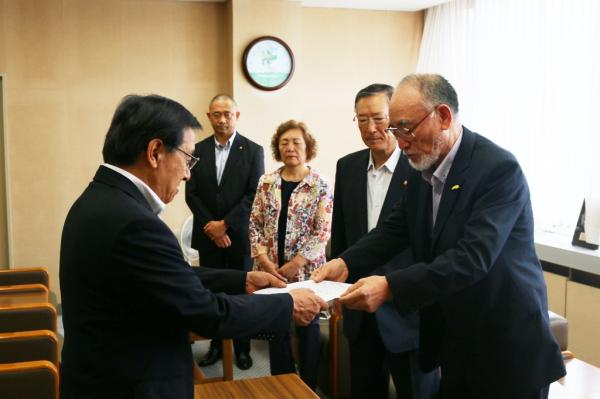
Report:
1,0,227,303
62,0,123,88
1,0,422,304
566,281,600,366
231,1,423,180
543,271,567,316
3,0,65,90
0,2,6,72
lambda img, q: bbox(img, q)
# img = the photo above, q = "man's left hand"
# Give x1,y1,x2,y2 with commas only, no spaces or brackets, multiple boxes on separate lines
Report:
204,220,227,239
245,271,287,293
338,276,391,313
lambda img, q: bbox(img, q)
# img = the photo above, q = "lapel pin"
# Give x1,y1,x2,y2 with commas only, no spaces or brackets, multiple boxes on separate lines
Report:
239,146,244,150
403,180,408,186
451,184,460,191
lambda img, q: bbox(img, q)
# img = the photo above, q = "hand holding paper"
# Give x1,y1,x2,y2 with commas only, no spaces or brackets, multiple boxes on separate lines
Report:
288,288,328,326
338,275,392,313
310,258,349,283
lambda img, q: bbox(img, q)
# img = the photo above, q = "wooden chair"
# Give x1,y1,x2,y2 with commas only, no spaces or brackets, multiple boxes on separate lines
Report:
0,284,49,306
0,268,49,288
0,330,59,366
0,303,57,333
189,332,234,384
0,360,59,399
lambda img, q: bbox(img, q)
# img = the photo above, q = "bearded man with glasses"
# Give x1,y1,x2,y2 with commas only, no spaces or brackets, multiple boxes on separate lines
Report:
314,74,565,399
332,83,439,399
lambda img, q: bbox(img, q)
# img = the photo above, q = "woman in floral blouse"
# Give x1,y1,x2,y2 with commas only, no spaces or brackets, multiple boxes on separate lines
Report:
249,120,333,389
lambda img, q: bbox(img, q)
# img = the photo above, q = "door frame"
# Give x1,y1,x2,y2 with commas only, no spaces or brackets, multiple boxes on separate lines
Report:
0,74,14,267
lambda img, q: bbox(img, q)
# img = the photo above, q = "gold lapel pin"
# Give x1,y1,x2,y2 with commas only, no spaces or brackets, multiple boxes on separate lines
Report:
451,184,460,191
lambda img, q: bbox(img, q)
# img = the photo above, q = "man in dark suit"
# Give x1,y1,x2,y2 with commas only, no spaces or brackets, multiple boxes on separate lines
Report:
332,83,438,399
185,94,263,369
314,74,565,399
59,94,326,399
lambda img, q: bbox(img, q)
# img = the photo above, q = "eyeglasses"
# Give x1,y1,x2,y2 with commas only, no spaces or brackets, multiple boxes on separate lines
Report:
175,147,199,170
210,111,234,120
353,114,389,126
385,106,438,141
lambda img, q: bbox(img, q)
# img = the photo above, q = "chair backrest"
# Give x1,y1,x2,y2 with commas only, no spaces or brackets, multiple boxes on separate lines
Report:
0,284,49,306
180,215,199,264
0,360,58,399
0,303,57,333
0,268,49,288
0,330,59,366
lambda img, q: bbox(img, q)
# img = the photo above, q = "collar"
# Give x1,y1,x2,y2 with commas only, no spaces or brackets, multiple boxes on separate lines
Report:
103,163,165,217
367,146,401,172
422,131,463,186
214,131,237,149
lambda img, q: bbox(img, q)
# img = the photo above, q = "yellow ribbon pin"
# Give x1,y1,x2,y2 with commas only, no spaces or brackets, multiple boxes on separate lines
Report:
451,184,460,191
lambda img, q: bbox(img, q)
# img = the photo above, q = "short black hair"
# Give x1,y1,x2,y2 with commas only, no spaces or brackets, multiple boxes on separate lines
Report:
102,94,202,166
354,83,394,107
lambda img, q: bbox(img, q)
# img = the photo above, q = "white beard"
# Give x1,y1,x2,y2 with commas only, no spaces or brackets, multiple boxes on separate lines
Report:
407,131,446,172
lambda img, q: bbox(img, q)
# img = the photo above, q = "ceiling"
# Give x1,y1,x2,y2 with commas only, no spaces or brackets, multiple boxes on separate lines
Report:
297,0,451,12
184,0,452,12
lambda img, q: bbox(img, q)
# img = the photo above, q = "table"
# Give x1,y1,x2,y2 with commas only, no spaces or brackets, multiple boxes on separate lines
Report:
550,358,600,399
195,373,319,399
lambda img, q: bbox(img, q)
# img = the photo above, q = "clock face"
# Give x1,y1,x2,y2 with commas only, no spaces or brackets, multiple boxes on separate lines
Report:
243,37,294,90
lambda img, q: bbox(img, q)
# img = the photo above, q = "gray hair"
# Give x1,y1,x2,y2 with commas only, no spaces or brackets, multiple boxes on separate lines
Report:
399,74,459,114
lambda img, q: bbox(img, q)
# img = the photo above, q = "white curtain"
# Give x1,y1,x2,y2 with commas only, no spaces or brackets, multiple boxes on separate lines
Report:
416,0,600,234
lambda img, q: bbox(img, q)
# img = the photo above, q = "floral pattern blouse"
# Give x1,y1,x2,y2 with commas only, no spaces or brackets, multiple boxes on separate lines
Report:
250,167,333,282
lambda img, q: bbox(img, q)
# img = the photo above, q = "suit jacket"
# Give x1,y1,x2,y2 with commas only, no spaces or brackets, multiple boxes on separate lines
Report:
59,166,291,399
341,128,565,397
185,132,264,267
331,149,418,353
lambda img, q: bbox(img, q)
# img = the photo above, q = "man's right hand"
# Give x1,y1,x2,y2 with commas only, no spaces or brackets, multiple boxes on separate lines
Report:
213,234,231,248
289,288,328,326
310,258,349,283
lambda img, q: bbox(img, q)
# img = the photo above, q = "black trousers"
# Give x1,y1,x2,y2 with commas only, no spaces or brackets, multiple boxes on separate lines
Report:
440,372,549,399
269,316,320,390
349,313,440,399
202,250,252,355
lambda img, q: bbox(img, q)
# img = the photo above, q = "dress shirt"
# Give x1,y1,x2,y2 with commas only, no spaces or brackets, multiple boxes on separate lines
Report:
366,147,401,231
214,131,237,184
422,131,463,226
102,163,165,217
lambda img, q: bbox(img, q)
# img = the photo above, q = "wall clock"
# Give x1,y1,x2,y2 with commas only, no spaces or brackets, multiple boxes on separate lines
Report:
242,36,295,91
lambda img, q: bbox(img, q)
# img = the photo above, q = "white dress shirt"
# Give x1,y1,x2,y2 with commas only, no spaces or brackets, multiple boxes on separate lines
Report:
214,131,237,184
366,147,401,231
103,163,165,217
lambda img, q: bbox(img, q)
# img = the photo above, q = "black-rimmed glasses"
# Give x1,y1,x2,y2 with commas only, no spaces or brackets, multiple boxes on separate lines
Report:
385,106,438,141
175,148,199,170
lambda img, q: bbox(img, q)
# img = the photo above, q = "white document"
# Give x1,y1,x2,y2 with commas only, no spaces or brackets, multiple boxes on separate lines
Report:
254,280,352,302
